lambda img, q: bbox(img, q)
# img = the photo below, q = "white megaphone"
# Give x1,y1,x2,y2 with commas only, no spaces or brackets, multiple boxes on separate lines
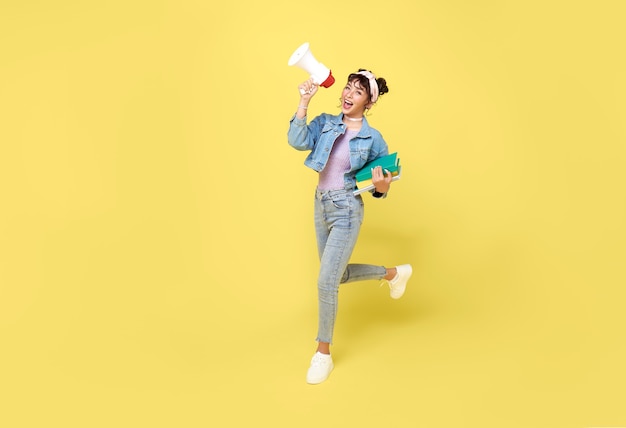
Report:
288,42,335,94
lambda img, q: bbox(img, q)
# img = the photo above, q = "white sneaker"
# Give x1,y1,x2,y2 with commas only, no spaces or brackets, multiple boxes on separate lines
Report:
387,264,413,299
306,352,334,384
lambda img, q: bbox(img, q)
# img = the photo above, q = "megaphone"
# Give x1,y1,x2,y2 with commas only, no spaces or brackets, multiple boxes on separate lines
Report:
288,42,335,93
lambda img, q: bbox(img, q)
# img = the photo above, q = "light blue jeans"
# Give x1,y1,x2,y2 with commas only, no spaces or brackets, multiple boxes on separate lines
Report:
314,188,387,344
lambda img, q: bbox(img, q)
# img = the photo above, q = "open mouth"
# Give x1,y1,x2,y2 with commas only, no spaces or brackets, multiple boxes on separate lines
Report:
343,100,353,110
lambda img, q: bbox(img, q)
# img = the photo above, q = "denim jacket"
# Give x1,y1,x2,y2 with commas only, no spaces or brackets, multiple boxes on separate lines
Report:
287,112,389,192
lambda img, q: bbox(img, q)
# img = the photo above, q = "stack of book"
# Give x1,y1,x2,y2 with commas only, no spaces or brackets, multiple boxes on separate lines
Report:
353,152,402,195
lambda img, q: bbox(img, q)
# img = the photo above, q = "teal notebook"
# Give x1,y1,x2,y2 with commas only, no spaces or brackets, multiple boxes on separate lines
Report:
355,152,400,182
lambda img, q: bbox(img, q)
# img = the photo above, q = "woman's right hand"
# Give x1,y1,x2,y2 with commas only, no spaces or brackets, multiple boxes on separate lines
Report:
298,78,319,101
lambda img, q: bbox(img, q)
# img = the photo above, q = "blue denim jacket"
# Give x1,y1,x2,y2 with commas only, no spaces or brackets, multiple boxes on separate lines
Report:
287,112,389,191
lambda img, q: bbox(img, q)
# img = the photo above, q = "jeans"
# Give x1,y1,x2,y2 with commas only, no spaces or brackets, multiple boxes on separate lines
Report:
314,188,387,344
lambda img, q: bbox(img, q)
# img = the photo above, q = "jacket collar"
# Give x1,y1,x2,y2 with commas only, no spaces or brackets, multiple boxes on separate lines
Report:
332,113,372,138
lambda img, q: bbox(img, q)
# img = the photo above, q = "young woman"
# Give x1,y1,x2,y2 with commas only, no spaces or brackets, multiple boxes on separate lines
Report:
287,69,413,384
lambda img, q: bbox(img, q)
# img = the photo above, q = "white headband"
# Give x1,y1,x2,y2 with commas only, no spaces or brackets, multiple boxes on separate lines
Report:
357,70,379,104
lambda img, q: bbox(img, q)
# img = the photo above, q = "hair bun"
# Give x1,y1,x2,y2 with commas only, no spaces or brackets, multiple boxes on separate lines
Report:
376,77,389,96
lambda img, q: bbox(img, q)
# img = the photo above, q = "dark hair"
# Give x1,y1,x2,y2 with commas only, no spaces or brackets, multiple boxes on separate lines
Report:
347,68,389,102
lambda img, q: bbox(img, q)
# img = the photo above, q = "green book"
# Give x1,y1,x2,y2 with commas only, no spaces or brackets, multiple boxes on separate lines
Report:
355,152,400,182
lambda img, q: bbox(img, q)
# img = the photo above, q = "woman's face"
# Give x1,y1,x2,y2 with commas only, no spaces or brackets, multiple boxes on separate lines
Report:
341,78,370,117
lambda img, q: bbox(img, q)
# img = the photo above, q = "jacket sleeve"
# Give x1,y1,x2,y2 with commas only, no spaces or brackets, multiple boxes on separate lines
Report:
287,113,324,151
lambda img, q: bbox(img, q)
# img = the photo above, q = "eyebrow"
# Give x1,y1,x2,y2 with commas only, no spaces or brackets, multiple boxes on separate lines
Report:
347,81,365,90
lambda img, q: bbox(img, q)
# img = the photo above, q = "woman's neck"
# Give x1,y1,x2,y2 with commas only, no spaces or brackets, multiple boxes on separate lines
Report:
342,115,363,130
343,122,362,131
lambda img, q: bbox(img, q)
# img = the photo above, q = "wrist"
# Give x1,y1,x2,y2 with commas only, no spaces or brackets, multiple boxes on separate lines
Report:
374,185,389,194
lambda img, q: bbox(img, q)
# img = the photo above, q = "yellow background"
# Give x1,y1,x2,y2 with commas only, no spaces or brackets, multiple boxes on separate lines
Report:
1,1,625,427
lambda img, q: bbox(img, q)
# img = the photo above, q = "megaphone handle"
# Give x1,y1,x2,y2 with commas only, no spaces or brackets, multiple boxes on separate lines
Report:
299,85,317,95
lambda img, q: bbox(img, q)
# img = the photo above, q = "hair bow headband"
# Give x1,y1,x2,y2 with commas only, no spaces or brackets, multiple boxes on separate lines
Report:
357,70,379,104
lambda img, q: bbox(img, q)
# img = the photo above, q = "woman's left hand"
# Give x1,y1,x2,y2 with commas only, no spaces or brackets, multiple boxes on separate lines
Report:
371,166,393,194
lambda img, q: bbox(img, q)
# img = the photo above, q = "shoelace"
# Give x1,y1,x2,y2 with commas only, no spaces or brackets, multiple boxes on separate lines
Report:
380,278,393,289
311,354,330,367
